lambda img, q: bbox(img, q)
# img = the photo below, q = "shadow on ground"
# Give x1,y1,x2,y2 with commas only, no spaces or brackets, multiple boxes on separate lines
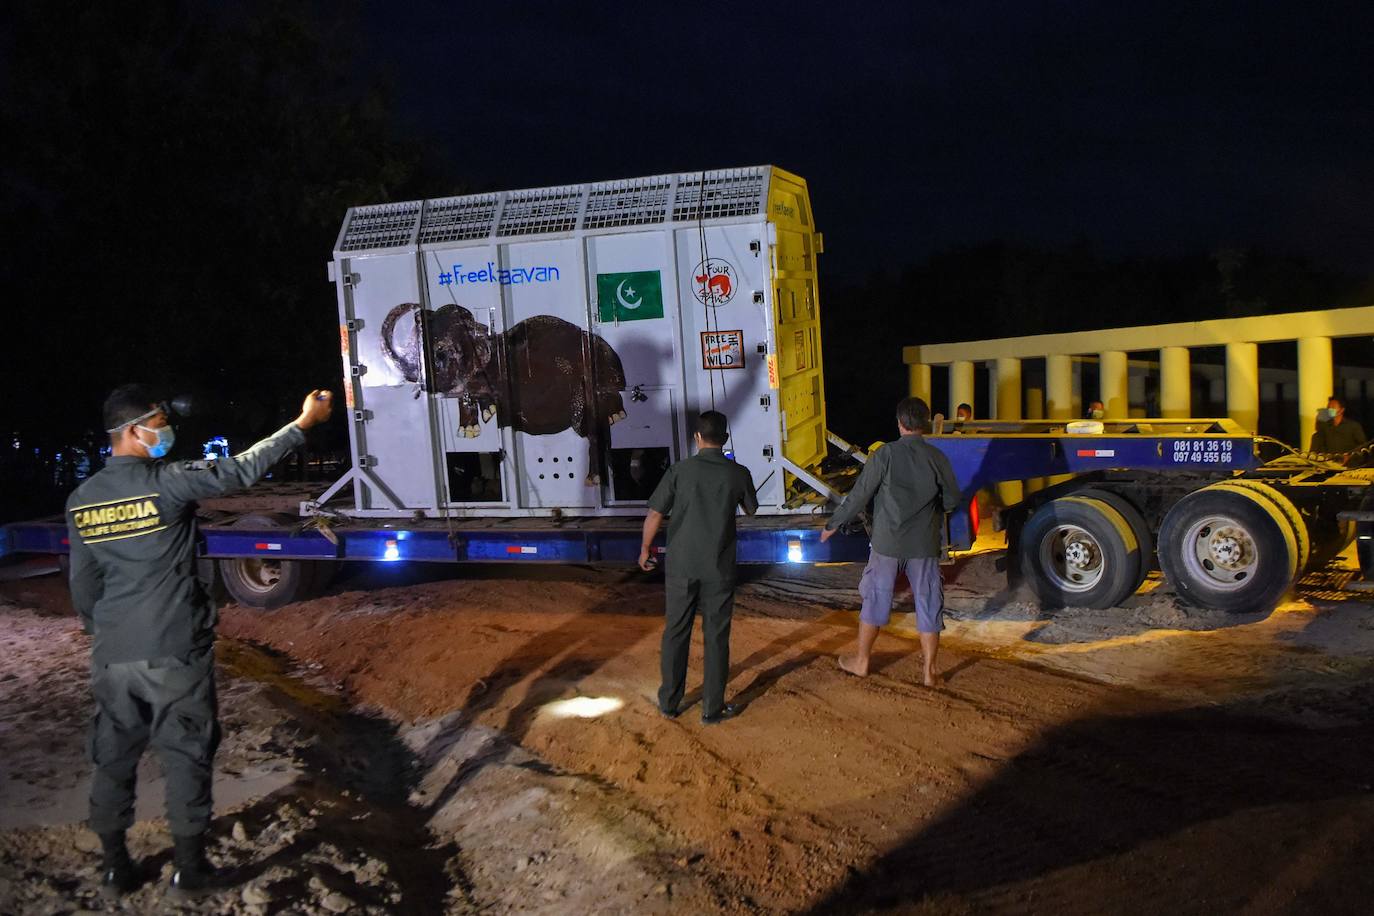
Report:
804,681,1374,914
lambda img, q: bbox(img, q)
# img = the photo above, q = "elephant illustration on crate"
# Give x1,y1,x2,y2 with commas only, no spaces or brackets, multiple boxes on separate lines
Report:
379,303,628,483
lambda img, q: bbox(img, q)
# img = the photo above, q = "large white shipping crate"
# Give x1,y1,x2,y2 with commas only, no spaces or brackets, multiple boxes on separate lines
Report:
322,166,828,518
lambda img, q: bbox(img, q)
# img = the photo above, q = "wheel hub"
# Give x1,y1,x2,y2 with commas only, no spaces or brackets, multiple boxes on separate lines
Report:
1039,522,1106,592
1064,539,1096,569
1207,527,1250,569
1182,514,1262,590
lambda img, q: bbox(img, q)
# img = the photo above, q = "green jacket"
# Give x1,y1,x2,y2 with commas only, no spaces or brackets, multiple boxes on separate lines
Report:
1310,418,1366,456
648,447,758,581
66,422,306,665
826,434,961,559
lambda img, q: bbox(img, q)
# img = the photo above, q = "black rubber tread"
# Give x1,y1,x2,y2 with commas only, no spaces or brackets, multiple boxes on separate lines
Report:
218,512,318,609
1157,485,1297,614
218,556,314,610
1020,496,1143,610
1074,488,1155,587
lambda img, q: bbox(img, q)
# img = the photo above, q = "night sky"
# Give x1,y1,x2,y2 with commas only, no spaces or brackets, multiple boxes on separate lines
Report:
358,1,1374,282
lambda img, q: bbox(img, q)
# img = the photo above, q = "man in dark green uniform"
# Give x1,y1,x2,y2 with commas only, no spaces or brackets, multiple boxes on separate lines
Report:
1310,395,1367,460
66,384,332,897
821,397,960,687
638,411,758,723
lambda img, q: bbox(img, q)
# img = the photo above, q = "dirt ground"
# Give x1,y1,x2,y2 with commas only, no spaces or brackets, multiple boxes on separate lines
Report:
3,543,1374,914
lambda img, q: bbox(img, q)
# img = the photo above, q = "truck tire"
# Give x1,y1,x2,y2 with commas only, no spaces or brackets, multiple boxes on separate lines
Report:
218,556,316,610
217,513,320,610
1020,495,1144,609
1074,488,1154,589
1209,480,1310,575
1157,484,1299,614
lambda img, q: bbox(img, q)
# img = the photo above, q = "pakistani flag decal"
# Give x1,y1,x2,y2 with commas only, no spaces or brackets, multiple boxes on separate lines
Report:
597,270,664,322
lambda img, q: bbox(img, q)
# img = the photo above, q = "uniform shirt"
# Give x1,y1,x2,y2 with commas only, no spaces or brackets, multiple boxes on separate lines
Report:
648,447,758,581
825,433,961,559
66,422,306,666
1310,418,1367,455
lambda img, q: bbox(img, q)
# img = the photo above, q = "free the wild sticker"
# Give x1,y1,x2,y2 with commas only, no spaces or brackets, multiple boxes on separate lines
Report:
70,494,165,543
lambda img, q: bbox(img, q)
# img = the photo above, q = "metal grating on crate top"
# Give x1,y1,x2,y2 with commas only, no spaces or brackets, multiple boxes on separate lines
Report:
417,193,500,244
496,184,584,237
671,167,767,222
336,167,771,253
336,200,422,252
583,175,674,229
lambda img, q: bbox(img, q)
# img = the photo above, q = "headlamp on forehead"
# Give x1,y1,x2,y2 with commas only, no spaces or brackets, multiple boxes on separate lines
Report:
105,401,171,434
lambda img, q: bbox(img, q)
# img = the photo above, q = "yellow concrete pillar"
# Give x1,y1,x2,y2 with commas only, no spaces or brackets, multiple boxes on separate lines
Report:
950,360,975,419
1298,336,1333,450
1045,354,1075,486
995,357,1023,505
1046,354,1073,419
1160,346,1191,418
1225,342,1259,433
994,357,1022,421
1024,386,1046,493
1099,350,1129,417
907,362,931,404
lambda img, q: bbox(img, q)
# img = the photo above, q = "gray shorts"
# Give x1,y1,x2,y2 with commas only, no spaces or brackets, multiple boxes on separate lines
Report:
859,550,946,633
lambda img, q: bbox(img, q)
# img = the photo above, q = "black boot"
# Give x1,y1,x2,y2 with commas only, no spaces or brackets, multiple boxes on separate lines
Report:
98,831,139,898
169,832,220,896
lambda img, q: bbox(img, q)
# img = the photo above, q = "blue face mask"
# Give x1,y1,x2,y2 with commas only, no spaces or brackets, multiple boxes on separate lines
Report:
136,424,176,459
1318,408,1338,422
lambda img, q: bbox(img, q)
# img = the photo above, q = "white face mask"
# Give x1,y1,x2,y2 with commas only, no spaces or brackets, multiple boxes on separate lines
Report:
1088,408,1105,420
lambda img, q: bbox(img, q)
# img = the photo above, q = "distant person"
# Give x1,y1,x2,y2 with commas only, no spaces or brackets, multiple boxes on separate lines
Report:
1310,395,1366,459
66,385,333,898
821,397,960,687
1085,400,1105,420
954,403,973,423
639,411,758,724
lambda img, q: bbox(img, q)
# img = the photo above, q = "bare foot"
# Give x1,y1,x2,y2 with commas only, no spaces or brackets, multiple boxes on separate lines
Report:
922,669,943,688
838,655,869,677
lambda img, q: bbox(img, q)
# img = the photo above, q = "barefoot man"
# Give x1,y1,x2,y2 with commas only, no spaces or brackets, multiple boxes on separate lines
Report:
820,397,960,686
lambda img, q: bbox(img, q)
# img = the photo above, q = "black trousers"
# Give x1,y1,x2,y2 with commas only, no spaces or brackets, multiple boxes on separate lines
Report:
88,646,220,837
658,576,735,717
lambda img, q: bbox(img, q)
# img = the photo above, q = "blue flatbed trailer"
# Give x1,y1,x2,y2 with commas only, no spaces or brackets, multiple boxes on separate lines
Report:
0,513,873,566
5,418,1369,613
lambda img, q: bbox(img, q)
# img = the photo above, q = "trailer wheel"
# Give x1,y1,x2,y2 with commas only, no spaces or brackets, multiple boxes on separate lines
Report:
1209,480,1310,575
1075,488,1154,588
1020,496,1144,609
1157,484,1299,614
218,556,316,609
218,513,319,610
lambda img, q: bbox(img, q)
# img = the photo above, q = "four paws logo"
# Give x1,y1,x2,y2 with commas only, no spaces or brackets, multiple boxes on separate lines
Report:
692,258,737,307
